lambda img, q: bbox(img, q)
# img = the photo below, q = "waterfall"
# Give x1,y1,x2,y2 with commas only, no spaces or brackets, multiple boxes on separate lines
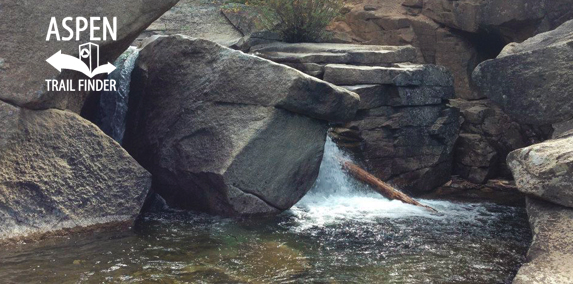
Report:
291,136,439,228
97,47,140,143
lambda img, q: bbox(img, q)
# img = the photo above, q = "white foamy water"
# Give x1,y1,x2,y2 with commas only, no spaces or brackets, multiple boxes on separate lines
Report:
290,136,494,230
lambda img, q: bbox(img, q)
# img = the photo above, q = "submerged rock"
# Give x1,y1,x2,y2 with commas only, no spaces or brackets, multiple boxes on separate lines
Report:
513,198,573,284
508,135,573,208
123,36,359,215
473,19,573,125
0,101,151,241
0,0,179,112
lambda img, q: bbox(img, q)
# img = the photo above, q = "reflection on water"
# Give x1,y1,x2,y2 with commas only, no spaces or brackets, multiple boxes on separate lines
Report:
0,138,531,283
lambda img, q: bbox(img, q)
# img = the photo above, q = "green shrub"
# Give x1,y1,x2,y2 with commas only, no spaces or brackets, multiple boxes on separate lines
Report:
256,0,343,43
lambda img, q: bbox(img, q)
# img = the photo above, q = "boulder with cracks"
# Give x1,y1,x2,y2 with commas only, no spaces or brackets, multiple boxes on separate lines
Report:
123,36,359,215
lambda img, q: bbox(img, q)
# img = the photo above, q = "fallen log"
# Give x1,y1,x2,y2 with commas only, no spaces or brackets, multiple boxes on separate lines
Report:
341,161,438,212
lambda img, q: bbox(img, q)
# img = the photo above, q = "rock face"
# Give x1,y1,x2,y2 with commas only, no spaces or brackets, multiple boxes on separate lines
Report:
255,42,460,193
0,101,151,240
513,198,573,284
326,0,573,102
450,99,546,183
123,36,359,215
508,135,573,208
423,0,573,41
473,20,573,125
136,0,243,47
327,0,485,100
0,0,179,112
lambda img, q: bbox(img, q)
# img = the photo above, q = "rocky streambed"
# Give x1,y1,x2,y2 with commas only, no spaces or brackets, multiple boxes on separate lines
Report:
0,139,532,283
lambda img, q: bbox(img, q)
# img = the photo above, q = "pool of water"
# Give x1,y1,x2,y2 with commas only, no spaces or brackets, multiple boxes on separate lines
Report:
0,139,531,283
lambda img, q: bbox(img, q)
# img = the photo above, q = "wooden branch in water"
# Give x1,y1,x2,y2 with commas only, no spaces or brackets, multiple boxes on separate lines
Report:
341,161,438,213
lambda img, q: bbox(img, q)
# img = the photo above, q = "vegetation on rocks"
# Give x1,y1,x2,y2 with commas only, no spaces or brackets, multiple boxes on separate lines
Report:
228,0,343,42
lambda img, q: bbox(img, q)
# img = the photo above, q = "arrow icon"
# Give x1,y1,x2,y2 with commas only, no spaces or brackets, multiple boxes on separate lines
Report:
46,50,116,78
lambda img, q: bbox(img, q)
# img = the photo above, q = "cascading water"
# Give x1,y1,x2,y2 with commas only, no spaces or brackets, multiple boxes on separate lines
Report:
0,136,532,283
97,47,139,143
292,136,436,228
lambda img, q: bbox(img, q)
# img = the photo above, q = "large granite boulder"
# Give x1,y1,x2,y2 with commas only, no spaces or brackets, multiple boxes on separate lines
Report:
513,198,573,284
0,0,179,113
508,135,573,208
423,0,573,41
0,101,151,241
473,20,573,126
123,36,359,216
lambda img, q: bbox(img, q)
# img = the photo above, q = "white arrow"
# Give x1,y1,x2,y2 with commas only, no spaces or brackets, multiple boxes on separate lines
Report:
92,62,117,76
46,50,116,78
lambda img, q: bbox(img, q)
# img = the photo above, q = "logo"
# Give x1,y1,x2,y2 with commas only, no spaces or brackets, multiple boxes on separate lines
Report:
46,42,116,78
44,17,119,92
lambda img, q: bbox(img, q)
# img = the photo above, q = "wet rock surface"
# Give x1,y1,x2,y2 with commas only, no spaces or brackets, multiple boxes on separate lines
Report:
124,36,359,215
0,101,151,241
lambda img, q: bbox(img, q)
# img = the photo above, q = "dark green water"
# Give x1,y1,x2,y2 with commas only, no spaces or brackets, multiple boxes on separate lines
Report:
0,198,531,283
0,140,531,283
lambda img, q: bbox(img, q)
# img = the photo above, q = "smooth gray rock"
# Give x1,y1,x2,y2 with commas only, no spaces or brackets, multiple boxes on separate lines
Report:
473,20,573,125
508,135,573,208
0,0,179,112
124,36,359,215
0,101,151,241
324,63,453,86
252,42,417,65
513,197,573,284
